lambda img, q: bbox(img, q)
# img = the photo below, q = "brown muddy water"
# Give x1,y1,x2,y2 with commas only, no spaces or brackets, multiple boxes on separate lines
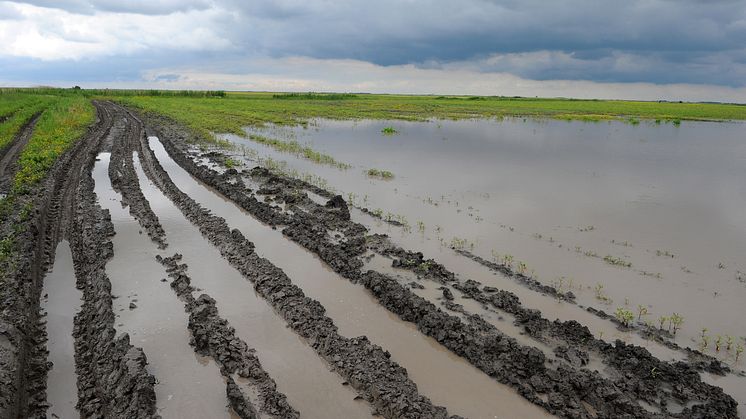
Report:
93,153,233,419
219,117,746,413
148,137,553,419
42,240,80,418
131,150,374,419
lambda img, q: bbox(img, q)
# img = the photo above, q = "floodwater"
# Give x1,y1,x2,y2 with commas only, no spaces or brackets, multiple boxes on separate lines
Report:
149,137,554,419
132,150,373,419
223,118,746,354
220,117,746,415
42,240,80,418
93,153,232,419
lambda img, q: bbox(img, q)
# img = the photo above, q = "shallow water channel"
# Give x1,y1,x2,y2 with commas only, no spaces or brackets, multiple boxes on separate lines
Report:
42,240,79,418
93,153,233,418
133,146,375,418
149,137,553,418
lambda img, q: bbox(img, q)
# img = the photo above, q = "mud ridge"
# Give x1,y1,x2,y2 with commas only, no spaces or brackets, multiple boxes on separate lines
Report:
67,102,159,418
137,111,739,418
155,253,298,419
108,111,167,249
128,108,457,419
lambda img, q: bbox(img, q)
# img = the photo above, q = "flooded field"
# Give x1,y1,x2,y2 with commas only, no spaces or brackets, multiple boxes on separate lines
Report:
225,118,746,355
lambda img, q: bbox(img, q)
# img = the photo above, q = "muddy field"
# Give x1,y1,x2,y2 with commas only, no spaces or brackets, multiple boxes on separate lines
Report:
0,100,743,418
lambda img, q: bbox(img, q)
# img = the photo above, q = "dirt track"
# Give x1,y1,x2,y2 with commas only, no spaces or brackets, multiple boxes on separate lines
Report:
0,100,741,418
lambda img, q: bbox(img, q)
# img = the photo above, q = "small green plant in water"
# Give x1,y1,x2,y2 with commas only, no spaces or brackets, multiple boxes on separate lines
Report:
615,307,634,327
224,158,239,169
736,344,744,362
715,335,723,352
381,126,398,135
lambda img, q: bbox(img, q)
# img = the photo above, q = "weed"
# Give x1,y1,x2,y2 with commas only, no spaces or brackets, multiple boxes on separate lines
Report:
417,220,425,233
737,344,744,362
655,250,675,258
502,254,514,268
670,313,684,335
516,261,528,275
658,316,667,330
603,255,632,268
701,335,710,349
615,307,634,327
224,158,239,169
366,168,395,179
726,335,734,352
381,126,398,135
715,335,723,351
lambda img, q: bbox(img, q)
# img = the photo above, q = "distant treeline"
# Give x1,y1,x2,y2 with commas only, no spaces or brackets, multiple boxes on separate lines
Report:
272,92,358,100
0,87,226,98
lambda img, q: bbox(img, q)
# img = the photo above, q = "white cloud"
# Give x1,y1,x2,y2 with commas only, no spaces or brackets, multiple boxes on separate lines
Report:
0,2,232,60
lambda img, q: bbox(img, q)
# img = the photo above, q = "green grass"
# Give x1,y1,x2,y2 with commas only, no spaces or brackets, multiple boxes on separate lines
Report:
0,97,55,150
381,126,398,135
13,96,95,191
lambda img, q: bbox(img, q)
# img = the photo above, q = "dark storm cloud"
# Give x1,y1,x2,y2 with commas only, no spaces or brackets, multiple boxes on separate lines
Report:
2,0,746,87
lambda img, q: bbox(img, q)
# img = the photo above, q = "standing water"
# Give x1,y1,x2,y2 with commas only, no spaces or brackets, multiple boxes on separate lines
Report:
42,241,80,418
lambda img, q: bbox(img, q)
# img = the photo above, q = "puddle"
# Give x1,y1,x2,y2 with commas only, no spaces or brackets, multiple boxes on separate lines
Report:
132,151,372,419
221,118,746,353
93,153,232,419
149,137,554,419
42,240,80,418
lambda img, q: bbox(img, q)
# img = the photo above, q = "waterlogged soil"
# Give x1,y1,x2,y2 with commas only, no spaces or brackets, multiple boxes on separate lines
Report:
131,148,374,419
147,136,551,419
227,118,746,358
141,110,740,418
41,241,79,418
92,152,232,418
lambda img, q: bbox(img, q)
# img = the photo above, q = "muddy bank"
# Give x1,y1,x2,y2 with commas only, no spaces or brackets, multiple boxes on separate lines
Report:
157,253,298,419
128,108,456,419
136,109,739,418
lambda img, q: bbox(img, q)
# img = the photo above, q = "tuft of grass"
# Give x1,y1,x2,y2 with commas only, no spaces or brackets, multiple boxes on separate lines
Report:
366,168,394,179
603,254,632,268
381,126,398,135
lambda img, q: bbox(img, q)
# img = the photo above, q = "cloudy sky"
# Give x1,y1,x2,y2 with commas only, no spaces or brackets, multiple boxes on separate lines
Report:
1,0,745,101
